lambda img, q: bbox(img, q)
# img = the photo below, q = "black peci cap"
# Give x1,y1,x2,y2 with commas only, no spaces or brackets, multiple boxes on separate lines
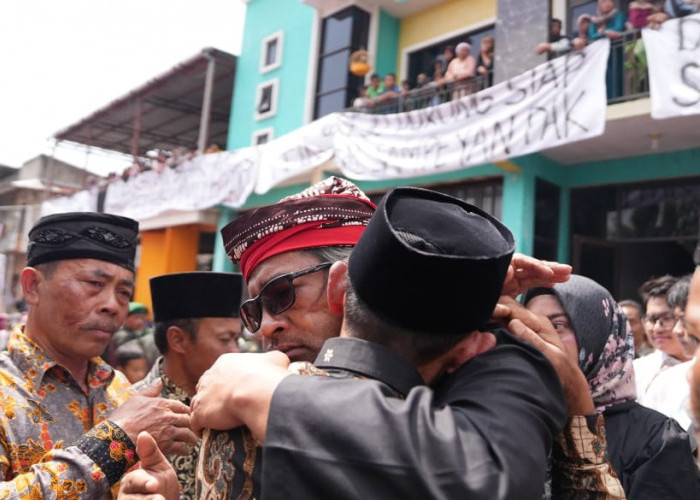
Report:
150,272,243,323
348,187,515,335
27,212,139,271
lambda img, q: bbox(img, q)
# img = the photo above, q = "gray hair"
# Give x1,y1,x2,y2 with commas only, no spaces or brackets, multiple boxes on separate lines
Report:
456,42,471,53
303,245,353,264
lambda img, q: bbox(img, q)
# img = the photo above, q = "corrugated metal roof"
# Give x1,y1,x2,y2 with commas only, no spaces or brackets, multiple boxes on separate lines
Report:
53,47,236,156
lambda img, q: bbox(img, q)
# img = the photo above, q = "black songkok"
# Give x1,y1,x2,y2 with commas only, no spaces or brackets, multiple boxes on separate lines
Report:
348,187,515,335
27,212,139,271
150,272,243,322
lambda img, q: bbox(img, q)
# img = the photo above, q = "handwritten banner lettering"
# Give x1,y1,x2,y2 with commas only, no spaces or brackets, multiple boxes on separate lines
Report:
334,39,610,180
42,40,610,220
644,13,700,119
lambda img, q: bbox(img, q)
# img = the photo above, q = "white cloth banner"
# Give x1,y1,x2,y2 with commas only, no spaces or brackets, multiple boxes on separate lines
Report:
42,40,611,219
103,148,258,220
255,114,336,194
41,188,98,216
333,39,610,180
644,13,700,119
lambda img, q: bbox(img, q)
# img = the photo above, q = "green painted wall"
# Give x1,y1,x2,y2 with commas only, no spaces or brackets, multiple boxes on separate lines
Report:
212,207,235,273
375,10,400,76
502,147,700,264
227,0,315,150
564,147,700,187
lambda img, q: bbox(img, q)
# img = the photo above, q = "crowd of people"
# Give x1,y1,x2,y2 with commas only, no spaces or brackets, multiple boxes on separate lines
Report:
353,37,495,113
535,0,698,96
1,175,699,500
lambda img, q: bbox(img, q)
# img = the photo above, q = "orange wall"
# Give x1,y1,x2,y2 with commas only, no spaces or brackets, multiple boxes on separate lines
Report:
133,225,201,313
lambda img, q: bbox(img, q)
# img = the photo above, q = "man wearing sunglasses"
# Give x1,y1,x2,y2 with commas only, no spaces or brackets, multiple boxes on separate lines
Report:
120,179,630,499
122,187,573,499
185,186,594,499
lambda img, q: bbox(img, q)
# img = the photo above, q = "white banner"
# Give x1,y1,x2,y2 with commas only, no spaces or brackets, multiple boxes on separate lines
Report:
644,13,700,119
255,114,336,194
41,188,98,216
103,148,258,220
43,40,611,219
334,39,610,180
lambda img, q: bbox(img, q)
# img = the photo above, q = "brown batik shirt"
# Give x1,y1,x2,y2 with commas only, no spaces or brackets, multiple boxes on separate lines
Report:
134,357,198,500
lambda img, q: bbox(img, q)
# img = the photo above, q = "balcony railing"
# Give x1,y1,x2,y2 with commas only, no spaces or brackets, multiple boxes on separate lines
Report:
606,29,650,104
350,31,649,115
350,76,491,115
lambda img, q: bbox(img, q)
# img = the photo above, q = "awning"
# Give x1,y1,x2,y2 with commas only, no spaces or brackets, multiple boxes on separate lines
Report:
53,47,236,156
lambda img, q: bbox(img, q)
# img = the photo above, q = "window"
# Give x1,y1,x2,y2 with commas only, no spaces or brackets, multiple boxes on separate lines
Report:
406,25,495,85
534,179,560,261
260,31,284,73
369,179,503,220
255,79,279,121
567,0,596,37
571,177,700,298
314,6,370,119
252,127,274,146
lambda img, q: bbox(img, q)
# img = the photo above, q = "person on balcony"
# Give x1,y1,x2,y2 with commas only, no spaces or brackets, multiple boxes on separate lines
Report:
476,35,494,87
589,0,626,99
571,14,593,49
445,42,476,99
378,73,399,98
535,18,572,58
434,44,454,76
376,73,401,112
647,0,699,27
627,0,663,29
445,42,476,83
365,73,384,99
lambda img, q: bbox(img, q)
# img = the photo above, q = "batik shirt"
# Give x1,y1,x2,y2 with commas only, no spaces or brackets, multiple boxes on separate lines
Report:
0,327,138,499
133,357,198,500
195,362,333,500
553,415,625,499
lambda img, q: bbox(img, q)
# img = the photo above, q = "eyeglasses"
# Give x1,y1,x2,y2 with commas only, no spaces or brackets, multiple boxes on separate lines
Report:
642,312,675,329
240,262,332,333
675,315,687,330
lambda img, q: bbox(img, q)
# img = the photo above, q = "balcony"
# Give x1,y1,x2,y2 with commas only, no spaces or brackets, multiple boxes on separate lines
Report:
352,30,651,116
350,76,491,114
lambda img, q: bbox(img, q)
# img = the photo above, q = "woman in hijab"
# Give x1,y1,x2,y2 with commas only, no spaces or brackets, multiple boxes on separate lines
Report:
523,275,700,499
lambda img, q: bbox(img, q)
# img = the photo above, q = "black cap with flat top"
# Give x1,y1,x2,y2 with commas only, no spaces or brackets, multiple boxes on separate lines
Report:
348,187,515,335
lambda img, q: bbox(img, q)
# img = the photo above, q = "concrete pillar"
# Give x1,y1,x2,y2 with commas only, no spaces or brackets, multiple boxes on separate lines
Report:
212,207,235,273
557,187,571,264
494,0,550,84
501,170,536,256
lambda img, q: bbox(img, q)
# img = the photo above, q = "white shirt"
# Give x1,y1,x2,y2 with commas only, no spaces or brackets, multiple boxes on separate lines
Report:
634,349,681,399
639,358,695,430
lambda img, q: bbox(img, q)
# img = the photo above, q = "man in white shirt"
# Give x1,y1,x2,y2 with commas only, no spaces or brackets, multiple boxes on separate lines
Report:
634,275,693,404
639,275,695,429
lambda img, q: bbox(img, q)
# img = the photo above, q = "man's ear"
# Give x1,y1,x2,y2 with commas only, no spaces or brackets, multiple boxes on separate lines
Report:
443,330,497,375
20,268,41,306
166,326,190,355
327,261,347,317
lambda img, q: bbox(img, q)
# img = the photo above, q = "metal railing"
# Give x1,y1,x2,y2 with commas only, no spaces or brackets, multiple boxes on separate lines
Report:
607,29,650,104
350,75,491,115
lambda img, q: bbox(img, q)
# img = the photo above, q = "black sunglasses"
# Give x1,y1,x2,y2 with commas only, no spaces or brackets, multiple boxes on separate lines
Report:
240,262,332,333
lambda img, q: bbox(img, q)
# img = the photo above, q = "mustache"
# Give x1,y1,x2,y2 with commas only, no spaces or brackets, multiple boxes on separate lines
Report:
81,321,119,334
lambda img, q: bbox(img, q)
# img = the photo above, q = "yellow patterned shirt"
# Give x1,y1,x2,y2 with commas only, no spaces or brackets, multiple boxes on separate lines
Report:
0,328,138,499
